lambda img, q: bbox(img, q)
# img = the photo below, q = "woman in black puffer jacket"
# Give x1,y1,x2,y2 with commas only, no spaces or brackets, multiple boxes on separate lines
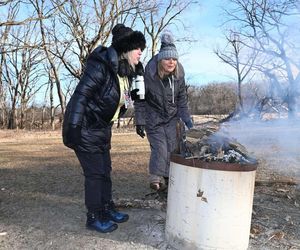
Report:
62,24,145,233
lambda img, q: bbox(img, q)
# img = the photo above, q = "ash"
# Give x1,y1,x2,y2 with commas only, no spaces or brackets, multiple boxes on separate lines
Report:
180,122,257,164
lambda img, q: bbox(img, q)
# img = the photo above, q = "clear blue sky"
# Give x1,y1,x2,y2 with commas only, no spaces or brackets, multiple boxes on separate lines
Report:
176,0,236,86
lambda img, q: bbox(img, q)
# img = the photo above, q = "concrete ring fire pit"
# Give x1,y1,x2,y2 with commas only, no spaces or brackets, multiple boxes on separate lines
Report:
165,154,257,250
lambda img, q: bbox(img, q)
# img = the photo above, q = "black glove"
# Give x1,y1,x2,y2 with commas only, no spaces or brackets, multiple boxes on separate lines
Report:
130,89,139,101
136,125,145,138
67,125,82,147
185,119,193,129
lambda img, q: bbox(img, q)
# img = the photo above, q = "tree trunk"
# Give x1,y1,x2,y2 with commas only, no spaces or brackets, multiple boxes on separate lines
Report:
19,101,26,129
8,108,17,129
36,2,66,120
287,89,296,119
50,76,55,130
31,108,35,129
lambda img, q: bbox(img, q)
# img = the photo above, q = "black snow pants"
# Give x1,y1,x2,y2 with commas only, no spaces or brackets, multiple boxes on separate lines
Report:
75,150,112,213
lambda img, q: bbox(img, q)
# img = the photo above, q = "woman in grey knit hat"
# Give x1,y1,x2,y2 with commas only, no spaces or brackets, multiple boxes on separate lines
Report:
134,31,193,191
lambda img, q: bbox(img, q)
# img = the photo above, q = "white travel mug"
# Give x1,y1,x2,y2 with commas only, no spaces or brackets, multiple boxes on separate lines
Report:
135,75,145,100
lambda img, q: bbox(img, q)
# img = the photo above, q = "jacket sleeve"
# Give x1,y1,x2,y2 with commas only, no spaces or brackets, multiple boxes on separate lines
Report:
177,69,191,124
133,62,150,126
134,71,151,126
67,65,100,126
134,99,146,125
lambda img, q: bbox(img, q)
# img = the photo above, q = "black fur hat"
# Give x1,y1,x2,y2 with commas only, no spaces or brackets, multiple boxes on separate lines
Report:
112,24,146,55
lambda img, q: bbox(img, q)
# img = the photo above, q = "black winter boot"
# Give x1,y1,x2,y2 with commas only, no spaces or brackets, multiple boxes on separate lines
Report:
86,211,118,233
105,201,129,223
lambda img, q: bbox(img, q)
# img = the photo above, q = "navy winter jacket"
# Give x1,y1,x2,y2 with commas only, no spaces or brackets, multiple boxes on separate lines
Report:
63,46,126,153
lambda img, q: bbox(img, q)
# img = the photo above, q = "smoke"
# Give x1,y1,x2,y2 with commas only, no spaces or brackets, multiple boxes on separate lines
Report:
219,117,300,181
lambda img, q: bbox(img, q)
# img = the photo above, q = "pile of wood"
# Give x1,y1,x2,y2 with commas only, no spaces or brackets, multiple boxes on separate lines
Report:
179,122,257,164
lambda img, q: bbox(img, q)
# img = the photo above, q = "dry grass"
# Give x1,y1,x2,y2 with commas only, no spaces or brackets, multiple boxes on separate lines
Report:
0,125,299,249
0,130,151,199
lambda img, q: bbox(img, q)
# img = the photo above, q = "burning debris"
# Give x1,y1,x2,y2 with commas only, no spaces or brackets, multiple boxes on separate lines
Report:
178,122,257,164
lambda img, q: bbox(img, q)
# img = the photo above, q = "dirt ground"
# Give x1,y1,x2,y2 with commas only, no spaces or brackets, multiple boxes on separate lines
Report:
0,118,299,250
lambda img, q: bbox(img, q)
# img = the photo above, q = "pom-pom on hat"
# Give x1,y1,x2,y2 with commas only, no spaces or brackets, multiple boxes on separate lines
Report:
112,24,146,55
157,31,178,61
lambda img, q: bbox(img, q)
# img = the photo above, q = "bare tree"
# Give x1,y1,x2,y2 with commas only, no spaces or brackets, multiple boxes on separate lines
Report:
188,83,237,115
3,22,44,129
0,0,201,129
224,0,300,118
0,2,18,127
30,0,67,118
138,0,197,57
42,0,147,124
215,31,257,113
18,30,44,129
0,0,14,6
48,0,143,80
0,0,68,27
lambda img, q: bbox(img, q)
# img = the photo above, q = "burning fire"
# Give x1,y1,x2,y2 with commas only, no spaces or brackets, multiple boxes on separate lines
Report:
178,122,257,164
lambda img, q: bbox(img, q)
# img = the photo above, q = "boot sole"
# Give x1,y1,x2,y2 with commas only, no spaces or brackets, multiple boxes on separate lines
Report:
111,215,129,223
86,224,118,233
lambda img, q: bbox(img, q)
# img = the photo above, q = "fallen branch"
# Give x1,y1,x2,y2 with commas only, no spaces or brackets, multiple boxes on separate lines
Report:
255,179,299,186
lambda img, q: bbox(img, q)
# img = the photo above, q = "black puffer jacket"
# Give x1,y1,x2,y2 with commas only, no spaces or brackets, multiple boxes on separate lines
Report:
63,46,126,153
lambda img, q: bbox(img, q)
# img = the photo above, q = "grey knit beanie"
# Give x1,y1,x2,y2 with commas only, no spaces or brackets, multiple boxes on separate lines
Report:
157,32,178,61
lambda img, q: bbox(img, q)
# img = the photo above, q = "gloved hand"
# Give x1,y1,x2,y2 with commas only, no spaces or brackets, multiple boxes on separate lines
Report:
67,125,82,146
185,119,193,130
130,89,139,101
136,125,145,138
